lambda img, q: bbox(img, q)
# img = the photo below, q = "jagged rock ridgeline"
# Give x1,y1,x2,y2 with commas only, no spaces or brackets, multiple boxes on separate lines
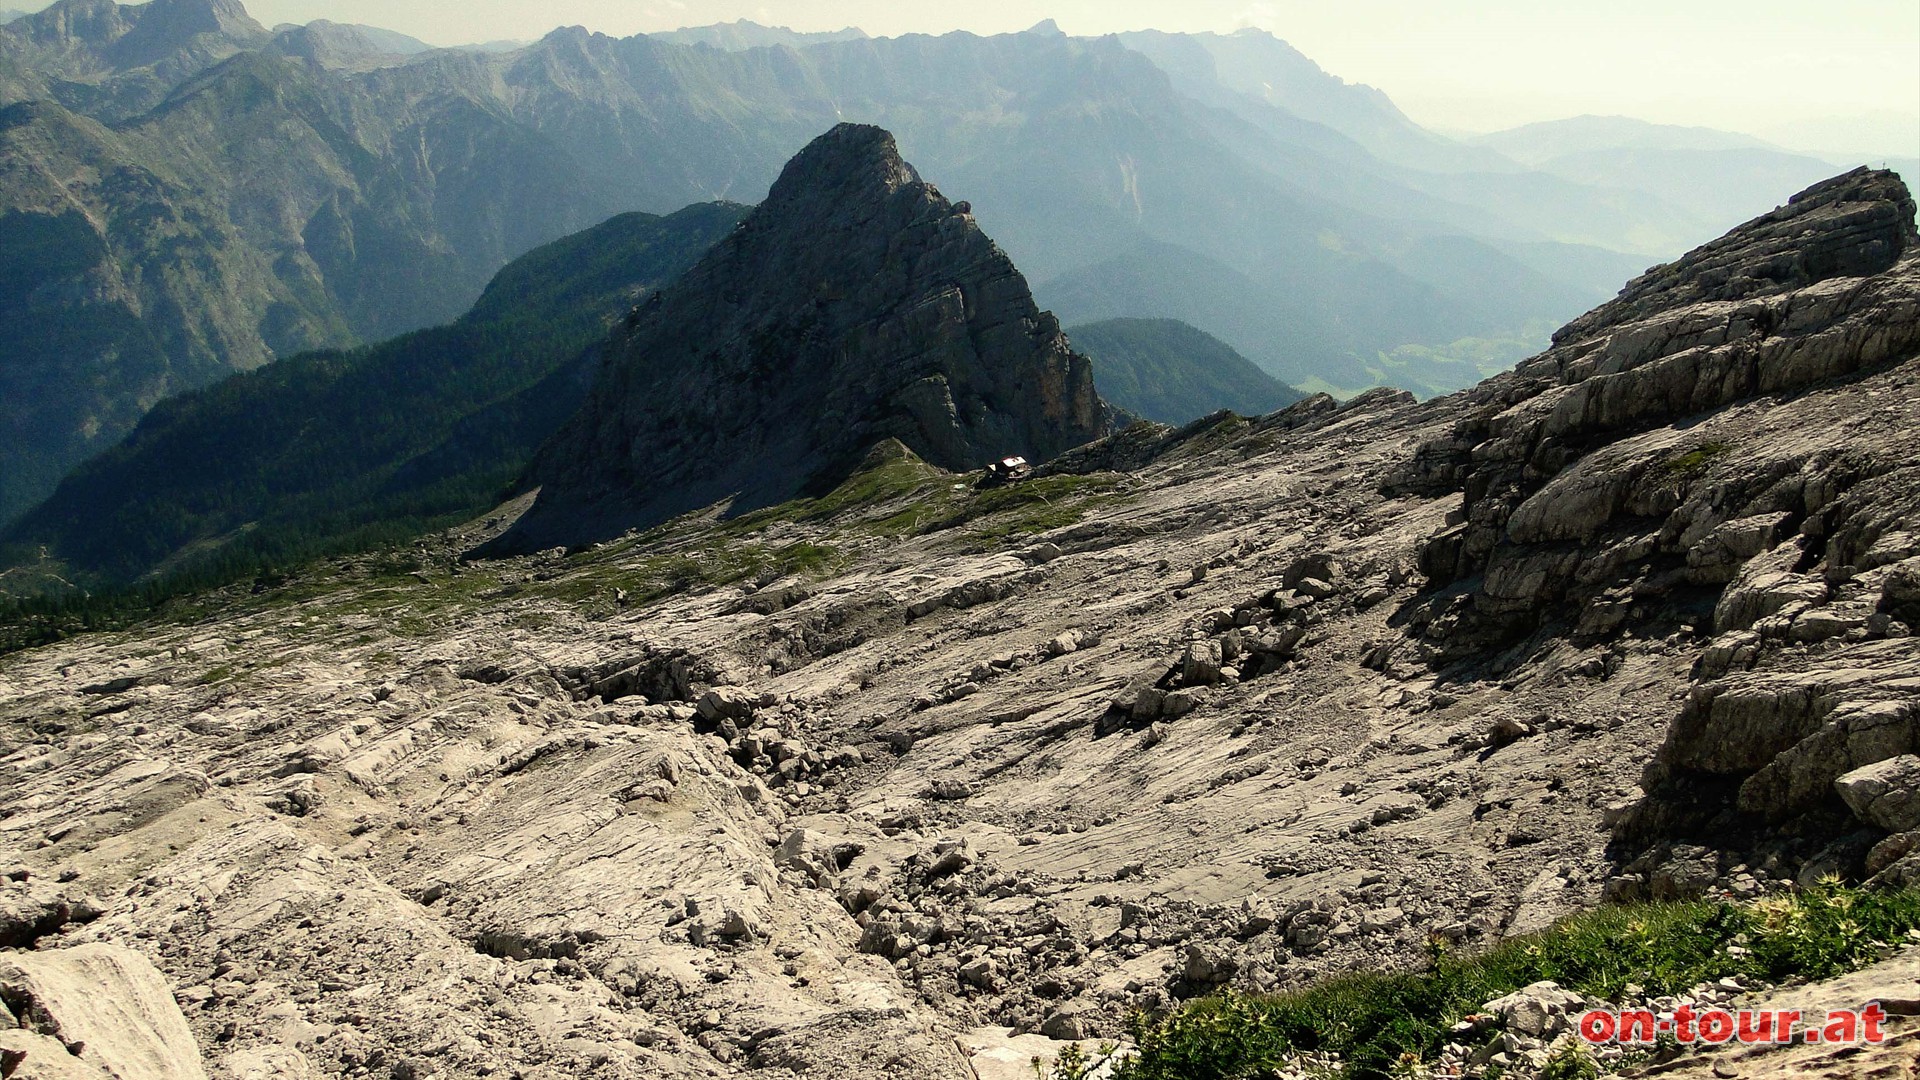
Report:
1552,168,1917,344
495,123,1109,552
1394,167,1920,659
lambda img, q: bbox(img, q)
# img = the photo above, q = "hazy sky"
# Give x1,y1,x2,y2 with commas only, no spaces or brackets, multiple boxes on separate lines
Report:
82,0,1920,154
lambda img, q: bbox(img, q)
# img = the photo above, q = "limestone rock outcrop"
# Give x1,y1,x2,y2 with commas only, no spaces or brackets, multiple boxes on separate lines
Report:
1393,169,1920,894
495,123,1109,551
1553,167,1916,342
1835,755,1920,833
1396,168,1920,658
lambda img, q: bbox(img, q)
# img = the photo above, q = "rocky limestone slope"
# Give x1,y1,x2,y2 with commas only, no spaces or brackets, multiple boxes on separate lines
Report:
0,170,1915,1079
1380,167,1920,903
497,124,1109,552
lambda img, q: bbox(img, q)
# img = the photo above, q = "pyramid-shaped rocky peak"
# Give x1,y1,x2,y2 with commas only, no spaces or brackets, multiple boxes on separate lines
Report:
493,123,1110,551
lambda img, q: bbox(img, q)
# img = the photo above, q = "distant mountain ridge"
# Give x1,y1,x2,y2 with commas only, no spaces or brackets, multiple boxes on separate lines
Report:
646,19,867,51
1473,115,1863,240
264,20,434,67
1115,28,1507,176
327,22,430,55
0,0,271,119
0,0,1902,528
2,201,748,587
1070,317,1304,423
1476,114,1779,163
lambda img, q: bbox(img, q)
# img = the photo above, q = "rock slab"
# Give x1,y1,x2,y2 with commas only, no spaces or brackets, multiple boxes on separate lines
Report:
0,944,208,1080
1837,755,1920,832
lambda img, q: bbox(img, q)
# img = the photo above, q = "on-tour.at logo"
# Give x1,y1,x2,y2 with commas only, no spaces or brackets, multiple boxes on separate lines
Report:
1577,1003,1890,1046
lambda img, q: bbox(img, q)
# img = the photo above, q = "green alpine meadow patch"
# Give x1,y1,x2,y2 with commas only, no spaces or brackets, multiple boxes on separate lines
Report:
930,472,1134,543
1094,882,1920,1080
735,449,956,539
721,439,1133,543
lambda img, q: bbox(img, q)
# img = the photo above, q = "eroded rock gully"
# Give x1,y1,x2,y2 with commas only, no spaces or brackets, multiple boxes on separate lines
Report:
0,170,1917,1077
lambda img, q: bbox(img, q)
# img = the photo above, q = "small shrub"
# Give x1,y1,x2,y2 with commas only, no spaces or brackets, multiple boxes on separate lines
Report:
1537,1042,1598,1080
1033,1042,1122,1080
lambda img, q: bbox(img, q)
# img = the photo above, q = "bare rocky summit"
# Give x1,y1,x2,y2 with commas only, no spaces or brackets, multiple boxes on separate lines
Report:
0,168,1918,1078
496,123,1109,553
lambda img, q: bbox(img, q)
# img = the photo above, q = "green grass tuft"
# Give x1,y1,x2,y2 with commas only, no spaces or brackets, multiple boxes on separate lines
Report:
1537,1042,1599,1080
1665,440,1732,476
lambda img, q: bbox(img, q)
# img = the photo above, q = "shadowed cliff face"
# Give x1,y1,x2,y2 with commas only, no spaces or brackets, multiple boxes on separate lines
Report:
495,123,1110,552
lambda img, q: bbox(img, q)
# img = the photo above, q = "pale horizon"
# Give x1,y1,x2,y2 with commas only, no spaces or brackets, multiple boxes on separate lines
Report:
9,0,1918,158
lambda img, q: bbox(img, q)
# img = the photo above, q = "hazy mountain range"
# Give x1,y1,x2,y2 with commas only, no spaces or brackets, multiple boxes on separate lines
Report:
646,19,867,51
0,0,1905,530
2,201,747,587
0,176,1299,586
1472,115,1919,236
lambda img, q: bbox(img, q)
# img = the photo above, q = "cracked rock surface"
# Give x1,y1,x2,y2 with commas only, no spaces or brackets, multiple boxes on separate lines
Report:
0,169,1917,1077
